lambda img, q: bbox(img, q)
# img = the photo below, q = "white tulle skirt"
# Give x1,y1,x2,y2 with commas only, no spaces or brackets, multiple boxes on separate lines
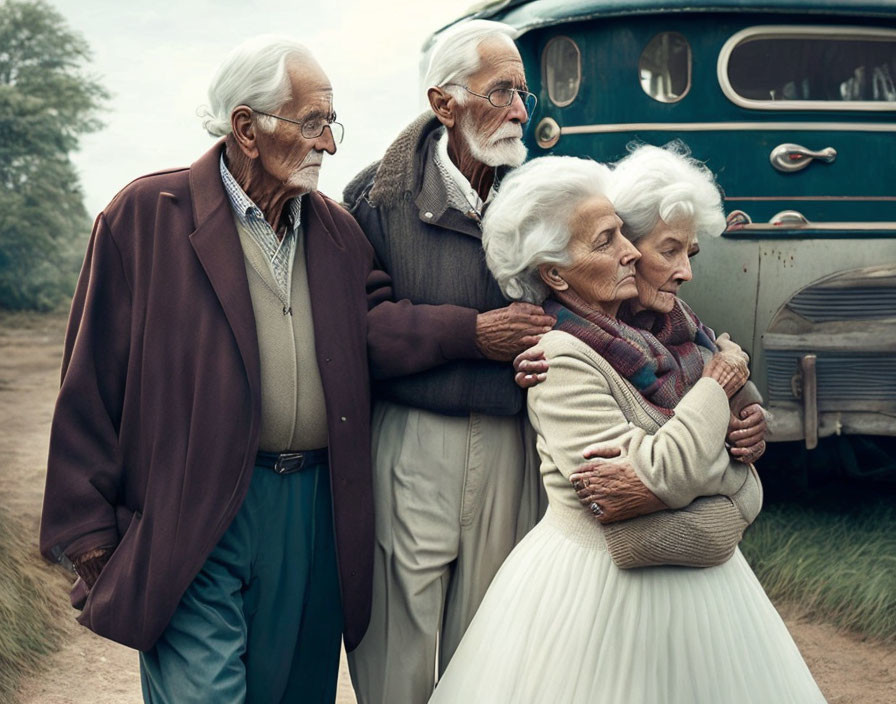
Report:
430,506,826,704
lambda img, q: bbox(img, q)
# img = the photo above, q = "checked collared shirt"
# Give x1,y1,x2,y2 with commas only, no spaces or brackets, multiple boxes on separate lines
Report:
220,154,302,298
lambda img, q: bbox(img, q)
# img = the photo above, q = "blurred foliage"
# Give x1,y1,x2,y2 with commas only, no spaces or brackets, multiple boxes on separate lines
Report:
0,0,108,310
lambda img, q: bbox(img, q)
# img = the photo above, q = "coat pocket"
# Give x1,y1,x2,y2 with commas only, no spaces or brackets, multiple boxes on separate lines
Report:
75,508,142,626
69,505,141,610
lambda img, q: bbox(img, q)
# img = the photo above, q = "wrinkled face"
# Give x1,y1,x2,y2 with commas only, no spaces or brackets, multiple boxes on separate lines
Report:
254,56,336,195
457,37,529,167
551,195,641,316
632,219,698,313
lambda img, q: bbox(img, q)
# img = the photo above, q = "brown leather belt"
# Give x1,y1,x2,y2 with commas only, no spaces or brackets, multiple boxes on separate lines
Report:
255,448,328,475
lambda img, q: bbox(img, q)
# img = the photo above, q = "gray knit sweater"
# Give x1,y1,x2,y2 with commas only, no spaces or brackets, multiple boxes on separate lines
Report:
345,114,522,417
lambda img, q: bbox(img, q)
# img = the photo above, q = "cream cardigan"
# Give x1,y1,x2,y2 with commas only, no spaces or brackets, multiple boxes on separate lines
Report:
528,331,762,566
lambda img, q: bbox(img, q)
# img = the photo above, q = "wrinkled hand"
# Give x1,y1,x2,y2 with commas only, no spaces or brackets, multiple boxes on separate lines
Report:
715,332,748,360
72,546,113,588
728,403,768,464
569,445,668,523
475,303,555,361
513,345,549,389
702,332,749,398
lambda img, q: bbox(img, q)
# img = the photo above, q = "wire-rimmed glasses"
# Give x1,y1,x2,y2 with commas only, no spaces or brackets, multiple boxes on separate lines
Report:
251,108,344,144
444,84,537,115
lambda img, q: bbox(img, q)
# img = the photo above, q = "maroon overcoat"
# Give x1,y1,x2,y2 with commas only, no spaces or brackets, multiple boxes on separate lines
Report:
40,141,374,651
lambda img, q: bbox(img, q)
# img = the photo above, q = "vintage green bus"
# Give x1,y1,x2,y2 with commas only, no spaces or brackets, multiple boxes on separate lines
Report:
428,1,896,468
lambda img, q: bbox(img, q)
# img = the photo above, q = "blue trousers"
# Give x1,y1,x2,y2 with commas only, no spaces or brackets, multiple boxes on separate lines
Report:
140,459,342,703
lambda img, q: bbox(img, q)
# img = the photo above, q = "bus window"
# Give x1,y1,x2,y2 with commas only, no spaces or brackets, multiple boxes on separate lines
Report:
720,26,896,109
542,36,581,106
639,31,691,103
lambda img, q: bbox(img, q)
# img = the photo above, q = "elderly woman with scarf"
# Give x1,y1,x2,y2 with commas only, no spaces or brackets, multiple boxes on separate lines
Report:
564,143,769,527
428,153,824,703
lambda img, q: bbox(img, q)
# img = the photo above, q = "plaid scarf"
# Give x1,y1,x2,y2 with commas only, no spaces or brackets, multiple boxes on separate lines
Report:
543,292,716,417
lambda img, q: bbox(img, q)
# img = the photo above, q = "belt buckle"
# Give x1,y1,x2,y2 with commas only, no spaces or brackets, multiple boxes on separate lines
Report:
273,452,305,475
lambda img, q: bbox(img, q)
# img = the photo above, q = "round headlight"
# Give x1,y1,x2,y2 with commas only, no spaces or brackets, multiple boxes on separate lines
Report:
535,117,561,149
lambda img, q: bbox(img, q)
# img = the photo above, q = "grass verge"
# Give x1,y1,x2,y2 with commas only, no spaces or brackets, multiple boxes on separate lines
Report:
741,489,896,643
0,508,66,702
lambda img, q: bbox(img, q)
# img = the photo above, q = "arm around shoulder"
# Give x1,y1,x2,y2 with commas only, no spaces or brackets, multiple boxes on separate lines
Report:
350,191,483,380
530,332,742,508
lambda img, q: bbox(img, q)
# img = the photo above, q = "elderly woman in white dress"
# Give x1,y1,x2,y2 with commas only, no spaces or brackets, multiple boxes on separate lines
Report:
428,152,825,703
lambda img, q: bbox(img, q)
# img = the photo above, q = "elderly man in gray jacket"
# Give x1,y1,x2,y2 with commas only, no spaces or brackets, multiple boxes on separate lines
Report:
343,19,552,704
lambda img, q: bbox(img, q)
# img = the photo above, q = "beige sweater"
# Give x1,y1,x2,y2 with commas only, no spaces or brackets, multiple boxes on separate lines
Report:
528,331,762,567
235,219,328,451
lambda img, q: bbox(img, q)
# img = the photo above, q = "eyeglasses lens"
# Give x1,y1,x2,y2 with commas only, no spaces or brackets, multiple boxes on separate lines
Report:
327,121,344,145
523,93,537,115
487,89,537,115
300,120,344,145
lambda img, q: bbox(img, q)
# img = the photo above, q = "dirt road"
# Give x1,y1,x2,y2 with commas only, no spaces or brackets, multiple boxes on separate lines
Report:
2,312,893,703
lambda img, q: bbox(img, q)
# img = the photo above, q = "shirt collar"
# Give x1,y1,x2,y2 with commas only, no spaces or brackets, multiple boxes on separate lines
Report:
434,128,498,214
219,154,302,235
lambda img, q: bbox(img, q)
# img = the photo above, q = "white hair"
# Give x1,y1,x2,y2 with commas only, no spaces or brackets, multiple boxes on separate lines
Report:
199,35,311,137
423,19,519,105
610,142,726,244
483,156,613,303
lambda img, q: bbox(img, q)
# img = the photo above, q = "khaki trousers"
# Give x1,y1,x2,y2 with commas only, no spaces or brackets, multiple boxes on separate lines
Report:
349,400,542,704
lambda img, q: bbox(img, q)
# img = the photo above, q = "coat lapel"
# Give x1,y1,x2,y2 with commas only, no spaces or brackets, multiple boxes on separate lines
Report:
304,192,352,363
187,142,261,407
305,191,338,303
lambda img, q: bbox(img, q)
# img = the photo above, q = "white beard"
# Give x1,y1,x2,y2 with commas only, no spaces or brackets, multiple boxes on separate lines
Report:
287,151,323,193
459,115,527,168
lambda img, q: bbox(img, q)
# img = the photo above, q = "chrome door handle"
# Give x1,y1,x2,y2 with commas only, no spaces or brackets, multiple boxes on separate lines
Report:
770,210,809,227
726,210,752,229
770,143,837,173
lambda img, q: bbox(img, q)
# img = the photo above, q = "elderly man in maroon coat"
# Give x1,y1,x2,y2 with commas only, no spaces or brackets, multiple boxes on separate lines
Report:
40,36,373,703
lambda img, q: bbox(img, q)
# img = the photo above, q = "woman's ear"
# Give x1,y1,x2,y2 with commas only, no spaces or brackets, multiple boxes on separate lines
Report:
538,263,568,292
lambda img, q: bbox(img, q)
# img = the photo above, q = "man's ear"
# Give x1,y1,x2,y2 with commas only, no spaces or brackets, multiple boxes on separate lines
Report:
538,264,568,292
427,86,456,129
230,105,260,159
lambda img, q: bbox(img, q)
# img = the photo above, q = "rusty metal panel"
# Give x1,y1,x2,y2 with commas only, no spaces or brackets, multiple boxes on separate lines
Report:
680,234,760,363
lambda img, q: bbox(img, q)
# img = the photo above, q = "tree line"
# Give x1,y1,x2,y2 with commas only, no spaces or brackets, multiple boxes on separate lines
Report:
0,0,107,310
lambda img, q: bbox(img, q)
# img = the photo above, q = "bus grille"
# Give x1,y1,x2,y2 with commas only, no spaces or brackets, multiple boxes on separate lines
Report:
766,351,896,404
787,287,896,323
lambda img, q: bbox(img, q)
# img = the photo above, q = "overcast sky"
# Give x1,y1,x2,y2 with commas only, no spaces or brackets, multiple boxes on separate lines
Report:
50,0,465,217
